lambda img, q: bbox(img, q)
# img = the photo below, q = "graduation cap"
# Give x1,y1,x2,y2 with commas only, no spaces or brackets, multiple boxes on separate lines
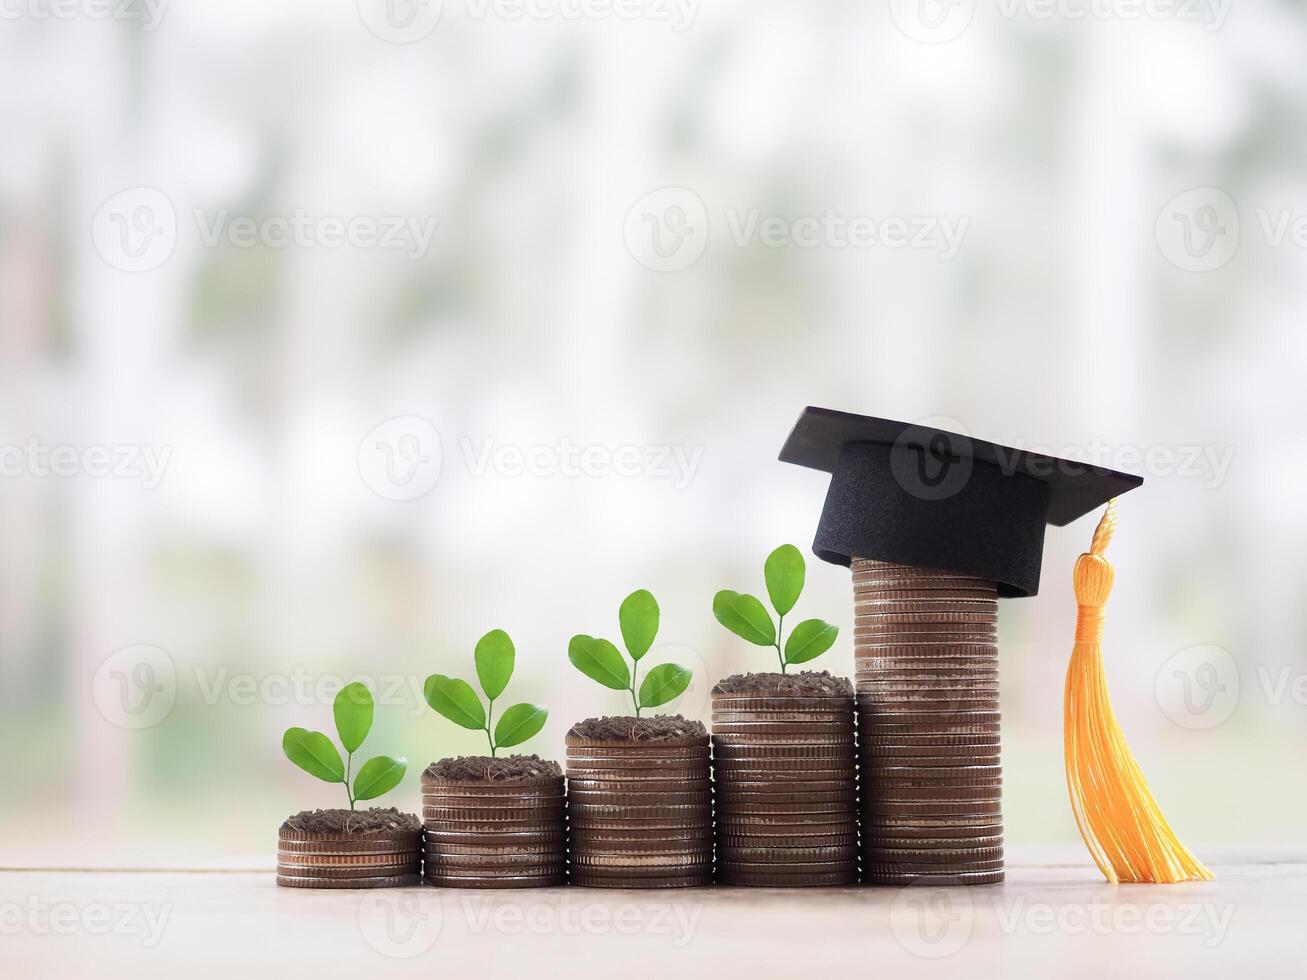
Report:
778,407,1143,597
779,407,1209,885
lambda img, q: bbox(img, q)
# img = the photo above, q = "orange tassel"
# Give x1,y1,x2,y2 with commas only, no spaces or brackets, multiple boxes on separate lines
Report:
1064,501,1213,884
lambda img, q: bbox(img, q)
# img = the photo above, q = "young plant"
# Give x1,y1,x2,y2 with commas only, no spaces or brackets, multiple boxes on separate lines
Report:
282,682,407,810
568,589,692,718
424,629,548,758
713,544,839,674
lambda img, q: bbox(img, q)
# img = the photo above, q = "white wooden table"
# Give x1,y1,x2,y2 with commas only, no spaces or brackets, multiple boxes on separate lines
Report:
2,847,1301,978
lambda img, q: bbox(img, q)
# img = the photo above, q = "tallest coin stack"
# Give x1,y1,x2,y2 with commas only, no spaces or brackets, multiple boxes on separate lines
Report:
853,558,1004,885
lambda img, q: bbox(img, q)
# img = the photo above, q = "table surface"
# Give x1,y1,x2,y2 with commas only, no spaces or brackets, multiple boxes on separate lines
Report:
2,846,1302,979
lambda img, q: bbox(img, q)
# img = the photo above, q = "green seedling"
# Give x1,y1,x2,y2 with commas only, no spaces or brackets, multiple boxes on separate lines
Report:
282,682,407,810
568,589,692,718
424,629,548,757
713,543,839,674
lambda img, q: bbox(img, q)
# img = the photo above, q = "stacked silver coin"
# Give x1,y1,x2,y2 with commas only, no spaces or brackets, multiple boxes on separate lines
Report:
712,677,859,886
566,721,713,888
422,763,567,888
852,558,1004,885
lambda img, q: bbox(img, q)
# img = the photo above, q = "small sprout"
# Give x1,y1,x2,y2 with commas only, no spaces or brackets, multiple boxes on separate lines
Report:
424,629,548,757
282,682,407,810
713,544,839,673
569,589,692,717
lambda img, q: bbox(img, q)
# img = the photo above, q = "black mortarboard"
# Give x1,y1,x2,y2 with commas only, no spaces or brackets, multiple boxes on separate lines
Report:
778,407,1143,597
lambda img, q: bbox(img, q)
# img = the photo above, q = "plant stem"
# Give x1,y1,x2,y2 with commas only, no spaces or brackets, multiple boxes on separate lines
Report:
776,613,787,674
630,658,641,717
485,698,497,758
344,751,355,810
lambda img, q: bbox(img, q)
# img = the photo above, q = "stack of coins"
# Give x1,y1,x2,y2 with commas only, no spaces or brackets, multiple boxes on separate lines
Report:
712,674,859,886
566,718,713,888
852,558,1004,886
422,758,566,888
277,815,422,889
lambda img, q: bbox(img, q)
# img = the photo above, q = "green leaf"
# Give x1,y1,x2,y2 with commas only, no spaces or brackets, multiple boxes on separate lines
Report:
423,674,487,730
353,755,407,801
639,663,692,708
282,728,345,783
764,544,806,616
785,619,839,665
619,589,660,661
568,635,631,691
494,703,548,748
474,629,515,701
712,590,777,646
332,682,374,754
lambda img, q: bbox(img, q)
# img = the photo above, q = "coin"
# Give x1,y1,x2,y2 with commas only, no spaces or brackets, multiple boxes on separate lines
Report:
864,860,1005,875
424,850,566,867
277,873,421,889
711,709,852,724
421,781,564,800
428,873,566,888
718,860,858,876
870,835,1003,850
277,863,419,879
863,870,1005,886
277,838,423,856
571,852,712,869
717,869,858,887
724,844,858,861
714,789,857,805
569,873,710,889
863,845,1004,863
566,788,713,806
276,851,420,868
862,820,1003,837
566,758,709,772
717,821,857,838
718,833,859,849
711,695,854,710
424,829,566,844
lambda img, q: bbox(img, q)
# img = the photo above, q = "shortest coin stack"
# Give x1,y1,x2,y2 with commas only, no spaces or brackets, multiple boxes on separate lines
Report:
566,716,713,888
712,672,859,886
422,755,566,888
277,808,422,889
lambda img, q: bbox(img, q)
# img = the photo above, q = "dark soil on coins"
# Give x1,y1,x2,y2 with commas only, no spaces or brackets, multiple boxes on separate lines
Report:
568,715,706,741
713,671,853,697
423,754,562,782
281,807,421,835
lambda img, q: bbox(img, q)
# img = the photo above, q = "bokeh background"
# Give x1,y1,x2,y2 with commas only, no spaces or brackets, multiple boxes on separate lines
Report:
1,0,1301,866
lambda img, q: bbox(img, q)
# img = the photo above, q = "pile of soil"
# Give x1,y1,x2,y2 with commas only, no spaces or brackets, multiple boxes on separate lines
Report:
713,670,853,697
568,714,706,742
423,754,562,782
281,807,421,835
